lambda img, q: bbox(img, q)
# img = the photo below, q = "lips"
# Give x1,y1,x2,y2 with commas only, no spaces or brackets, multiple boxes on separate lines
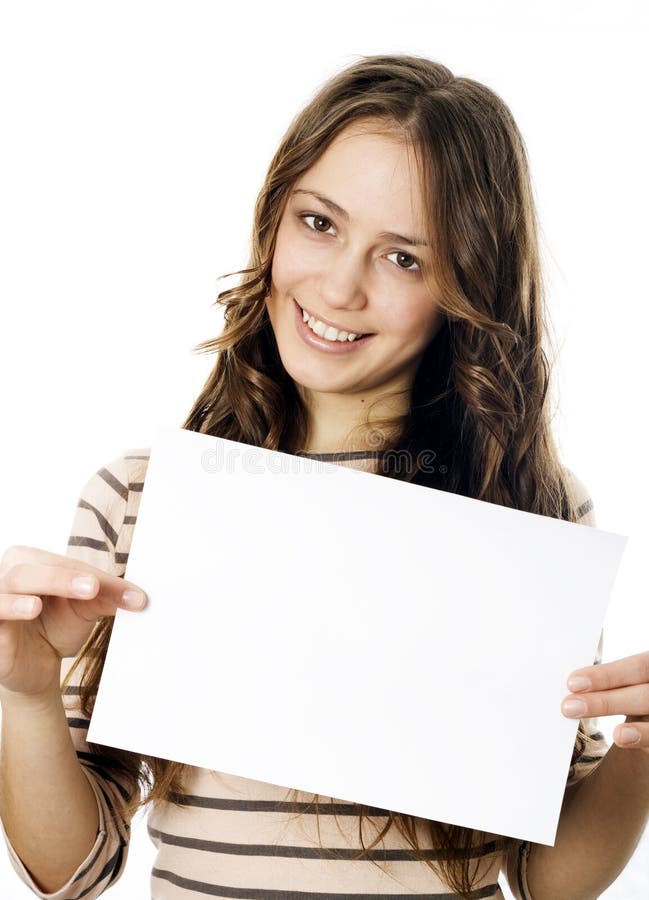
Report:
293,298,376,354
295,299,372,338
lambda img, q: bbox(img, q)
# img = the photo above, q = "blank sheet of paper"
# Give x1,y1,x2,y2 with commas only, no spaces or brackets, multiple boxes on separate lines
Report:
87,425,627,845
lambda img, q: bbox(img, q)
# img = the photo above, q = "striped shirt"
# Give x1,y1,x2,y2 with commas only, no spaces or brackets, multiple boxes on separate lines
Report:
1,448,607,898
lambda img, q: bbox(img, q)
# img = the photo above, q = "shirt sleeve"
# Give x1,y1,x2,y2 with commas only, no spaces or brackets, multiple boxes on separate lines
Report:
504,471,608,900
1,452,146,899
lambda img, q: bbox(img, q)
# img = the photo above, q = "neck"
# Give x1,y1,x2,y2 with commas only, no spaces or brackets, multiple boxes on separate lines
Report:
298,385,410,455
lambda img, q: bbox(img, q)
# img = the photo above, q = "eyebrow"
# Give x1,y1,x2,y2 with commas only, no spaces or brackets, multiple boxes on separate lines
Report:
291,188,429,248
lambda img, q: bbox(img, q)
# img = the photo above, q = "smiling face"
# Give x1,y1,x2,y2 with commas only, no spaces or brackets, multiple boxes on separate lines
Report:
265,119,444,419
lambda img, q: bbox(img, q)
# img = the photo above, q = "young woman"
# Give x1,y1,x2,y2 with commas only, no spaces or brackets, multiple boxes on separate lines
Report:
1,54,647,900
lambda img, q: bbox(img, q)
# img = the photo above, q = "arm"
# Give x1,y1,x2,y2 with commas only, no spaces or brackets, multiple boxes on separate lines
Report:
0,684,102,894
505,472,649,899
0,453,147,897
525,742,649,899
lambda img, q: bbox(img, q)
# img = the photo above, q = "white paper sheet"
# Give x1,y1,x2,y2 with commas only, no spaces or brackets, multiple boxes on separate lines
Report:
87,425,628,845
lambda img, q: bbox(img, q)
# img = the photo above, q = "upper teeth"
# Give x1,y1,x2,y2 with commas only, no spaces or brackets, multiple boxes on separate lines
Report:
301,307,363,342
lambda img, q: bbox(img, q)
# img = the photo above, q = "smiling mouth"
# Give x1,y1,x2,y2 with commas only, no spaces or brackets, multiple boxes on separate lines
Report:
295,299,373,340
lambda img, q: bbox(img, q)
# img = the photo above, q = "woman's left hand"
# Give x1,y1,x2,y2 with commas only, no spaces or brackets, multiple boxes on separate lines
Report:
563,650,649,754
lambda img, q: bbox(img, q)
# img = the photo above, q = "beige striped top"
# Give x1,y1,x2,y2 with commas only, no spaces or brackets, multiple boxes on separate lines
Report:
1,448,607,899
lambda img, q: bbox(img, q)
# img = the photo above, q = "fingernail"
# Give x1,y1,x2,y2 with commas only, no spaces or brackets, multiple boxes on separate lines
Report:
563,699,587,717
71,575,97,596
122,589,146,610
619,727,641,746
567,675,591,692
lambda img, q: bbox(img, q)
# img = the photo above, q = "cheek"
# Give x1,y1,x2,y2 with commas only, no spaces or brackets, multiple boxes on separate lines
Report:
271,225,311,291
384,295,442,345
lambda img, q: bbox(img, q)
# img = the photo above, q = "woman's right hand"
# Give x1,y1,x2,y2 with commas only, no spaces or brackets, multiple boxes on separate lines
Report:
0,545,147,702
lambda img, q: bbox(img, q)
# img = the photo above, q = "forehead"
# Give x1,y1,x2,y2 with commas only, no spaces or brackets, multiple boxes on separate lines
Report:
294,121,425,221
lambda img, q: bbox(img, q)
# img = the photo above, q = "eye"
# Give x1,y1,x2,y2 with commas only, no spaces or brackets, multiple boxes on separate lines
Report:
298,213,421,275
386,250,421,274
299,213,336,235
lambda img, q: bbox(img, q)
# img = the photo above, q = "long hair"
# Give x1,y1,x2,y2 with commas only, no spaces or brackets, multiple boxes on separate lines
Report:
65,54,595,897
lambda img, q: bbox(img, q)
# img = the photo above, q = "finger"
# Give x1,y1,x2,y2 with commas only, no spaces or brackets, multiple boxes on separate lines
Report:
0,563,146,612
0,594,43,620
567,651,649,693
613,722,649,749
562,683,649,719
0,544,94,578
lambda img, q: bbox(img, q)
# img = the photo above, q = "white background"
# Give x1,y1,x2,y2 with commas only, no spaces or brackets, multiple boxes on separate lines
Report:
0,1,647,897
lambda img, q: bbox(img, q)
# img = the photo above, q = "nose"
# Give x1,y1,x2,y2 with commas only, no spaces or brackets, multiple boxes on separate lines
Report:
316,247,368,313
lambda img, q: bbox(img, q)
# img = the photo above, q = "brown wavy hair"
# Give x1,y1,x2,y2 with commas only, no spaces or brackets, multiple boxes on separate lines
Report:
64,53,598,897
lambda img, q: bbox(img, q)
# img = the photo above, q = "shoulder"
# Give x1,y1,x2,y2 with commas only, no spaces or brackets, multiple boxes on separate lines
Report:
66,447,152,575
119,446,152,491
118,448,152,550
73,447,152,514
562,467,596,527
